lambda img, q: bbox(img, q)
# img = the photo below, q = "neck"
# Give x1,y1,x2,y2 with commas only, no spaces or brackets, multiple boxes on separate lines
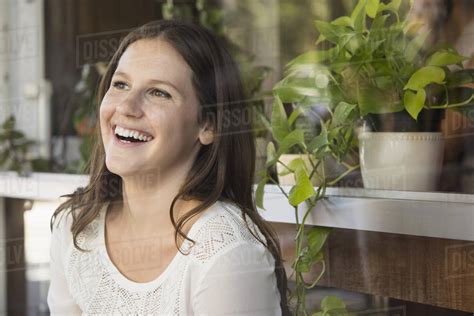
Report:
111,164,198,238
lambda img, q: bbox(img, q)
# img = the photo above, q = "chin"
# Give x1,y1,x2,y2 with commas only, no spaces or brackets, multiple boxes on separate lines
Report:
105,159,134,178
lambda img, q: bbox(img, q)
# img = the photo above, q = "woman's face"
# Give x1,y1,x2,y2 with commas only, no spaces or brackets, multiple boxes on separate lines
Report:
99,38,210,178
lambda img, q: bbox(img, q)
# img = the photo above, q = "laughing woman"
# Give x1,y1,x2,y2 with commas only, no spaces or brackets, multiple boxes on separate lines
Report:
47,20,289,315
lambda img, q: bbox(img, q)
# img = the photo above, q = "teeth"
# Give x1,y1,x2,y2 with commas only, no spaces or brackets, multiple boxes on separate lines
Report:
114,126,153,142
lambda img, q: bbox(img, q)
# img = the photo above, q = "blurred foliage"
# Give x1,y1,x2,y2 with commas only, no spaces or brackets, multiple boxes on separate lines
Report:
56,63,105,174
71,64,104,173
278,0,362,67
0,116,50,176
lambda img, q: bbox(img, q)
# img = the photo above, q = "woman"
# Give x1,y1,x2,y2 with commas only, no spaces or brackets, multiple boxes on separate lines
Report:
47,20,289,315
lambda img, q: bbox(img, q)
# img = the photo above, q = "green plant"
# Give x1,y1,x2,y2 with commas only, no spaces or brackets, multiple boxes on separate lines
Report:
257,0,474,313
254,0,474,313
0,116,49,176
257,93,358,314
273,0,473,122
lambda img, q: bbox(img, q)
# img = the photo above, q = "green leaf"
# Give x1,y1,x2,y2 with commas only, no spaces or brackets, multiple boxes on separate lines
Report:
315,34,326,46
2,116,15,130
307,227,332,255
276,129,306,156
286,49,337,70
405,30,430,62
288,163,316,206
321,296,346,312
377,0,401,14
295,255,312,273
265,141,277,167
288,107,304,127
374,75,393,89
277,85,325,100
341,33,364,55
273,86,305,103
0,150,9,167
10,131,25,139
370,13,389,30
351,0,367,33
274,76,328,103
308,128,329,153
315,21,352,44
30,158,50,172
366,0,379,18
270,96,290,142
404,66,445,90
278,157,305,177
404,89,426,120
331,102,356,127
331,16,353,28
255,176,267,209
427,51,468,67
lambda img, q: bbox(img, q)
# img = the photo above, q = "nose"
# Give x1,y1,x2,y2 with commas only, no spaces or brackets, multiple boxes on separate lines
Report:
115,90,144,117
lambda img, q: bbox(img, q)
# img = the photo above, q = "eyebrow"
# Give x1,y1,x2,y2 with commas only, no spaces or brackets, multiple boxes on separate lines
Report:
113,70,181,95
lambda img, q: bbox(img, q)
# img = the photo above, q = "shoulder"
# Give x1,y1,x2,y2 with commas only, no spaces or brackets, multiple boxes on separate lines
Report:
189,202,280,315
50,202,103,249
188,200,272,265
51,208,75,241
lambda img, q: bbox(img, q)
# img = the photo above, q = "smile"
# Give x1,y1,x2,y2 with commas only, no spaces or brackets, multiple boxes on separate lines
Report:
112,125,154,146
113,125,154,143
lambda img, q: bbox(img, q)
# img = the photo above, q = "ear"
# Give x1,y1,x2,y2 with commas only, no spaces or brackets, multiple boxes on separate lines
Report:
198,123,214,145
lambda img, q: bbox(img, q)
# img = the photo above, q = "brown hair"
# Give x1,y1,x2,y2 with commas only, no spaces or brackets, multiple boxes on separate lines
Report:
51,20,289,314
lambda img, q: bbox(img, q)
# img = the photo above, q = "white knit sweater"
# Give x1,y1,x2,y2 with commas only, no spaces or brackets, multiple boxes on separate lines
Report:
47,200,282,315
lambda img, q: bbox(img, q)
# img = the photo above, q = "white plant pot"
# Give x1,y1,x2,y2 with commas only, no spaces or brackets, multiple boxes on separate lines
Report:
358,132,444,191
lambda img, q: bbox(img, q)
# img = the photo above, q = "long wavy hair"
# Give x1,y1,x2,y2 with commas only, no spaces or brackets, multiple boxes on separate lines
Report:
51,20,289,314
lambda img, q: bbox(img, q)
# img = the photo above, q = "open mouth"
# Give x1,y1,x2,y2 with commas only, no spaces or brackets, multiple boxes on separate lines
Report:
112,125,154,144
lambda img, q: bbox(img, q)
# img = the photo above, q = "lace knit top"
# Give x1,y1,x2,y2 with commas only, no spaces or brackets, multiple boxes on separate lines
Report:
47,200,282,315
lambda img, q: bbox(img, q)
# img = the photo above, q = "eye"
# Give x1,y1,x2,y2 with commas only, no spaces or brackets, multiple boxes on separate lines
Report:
112,80,129,90
150,88,172,99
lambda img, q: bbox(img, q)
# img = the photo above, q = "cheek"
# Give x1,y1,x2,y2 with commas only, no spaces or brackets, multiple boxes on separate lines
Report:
99,97,116,138
151,107,198,141
100,90,120,119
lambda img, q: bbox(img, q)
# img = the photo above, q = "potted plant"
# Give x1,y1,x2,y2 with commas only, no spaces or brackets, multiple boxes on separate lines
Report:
272,0,473,191
256,0,473,313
